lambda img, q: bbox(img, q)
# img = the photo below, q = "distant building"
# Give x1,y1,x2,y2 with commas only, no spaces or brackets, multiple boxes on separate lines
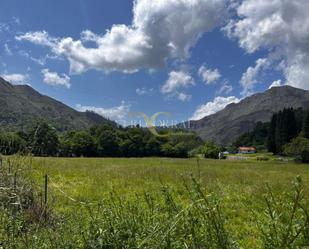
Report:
238,147,256,154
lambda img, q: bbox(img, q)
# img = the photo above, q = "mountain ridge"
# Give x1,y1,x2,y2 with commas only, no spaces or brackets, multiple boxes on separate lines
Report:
186,85,309,145
0,77,113,132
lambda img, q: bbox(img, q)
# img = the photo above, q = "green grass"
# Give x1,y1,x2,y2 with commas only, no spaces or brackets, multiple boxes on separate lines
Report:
32,157,309,198
28,157,309,248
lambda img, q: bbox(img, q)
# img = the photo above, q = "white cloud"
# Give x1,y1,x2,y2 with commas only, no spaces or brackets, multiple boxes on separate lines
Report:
240,58,270,96
4,44,12,55
198,65,221,84
177,92,191,102
1,73,29,85
18,49,62,66
136,87,154,96
16,30,57,47
161,70,194,94
31,57,46,66
76,101,130,121
41,69,71,88
191,96,240,120
225,0,309,90
269,79,282,89
217,82,233,95
136,88,147,95
16,0,227,74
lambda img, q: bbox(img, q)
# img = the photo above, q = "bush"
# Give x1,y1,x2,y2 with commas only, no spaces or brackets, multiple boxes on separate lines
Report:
256,156,270,161
283,136,309,163
0,132,26,155
202,140,221,159
28,122,59,156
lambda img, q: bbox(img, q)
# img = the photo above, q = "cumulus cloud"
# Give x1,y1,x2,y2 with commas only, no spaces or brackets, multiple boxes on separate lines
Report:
161,70,195,96
16,30,57,47
191,96,240,120
225,0,309,90
1,73,29,85
76,101,130,121
240,58,270,96
41,69,71,88
269,79,282,89
198,65,221,84
16,0,227,74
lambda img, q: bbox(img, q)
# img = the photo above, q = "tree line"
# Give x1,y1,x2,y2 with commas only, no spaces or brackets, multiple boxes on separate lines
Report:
0,122,203,158
231,108,309,162
2,108,309,161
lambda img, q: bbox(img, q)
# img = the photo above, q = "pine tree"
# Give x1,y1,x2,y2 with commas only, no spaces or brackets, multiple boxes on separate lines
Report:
285,108,297,142
275,111,283,154
302,109,309,139
267,113,277,154
274,108,298,154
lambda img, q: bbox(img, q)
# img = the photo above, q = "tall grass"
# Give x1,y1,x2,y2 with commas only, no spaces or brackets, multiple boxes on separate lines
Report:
0,156,309,248
258,176,309,248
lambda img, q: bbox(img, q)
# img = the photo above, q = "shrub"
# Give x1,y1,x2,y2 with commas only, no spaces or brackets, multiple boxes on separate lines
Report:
202,140,221,159
283,136,309,163
256,156,270,161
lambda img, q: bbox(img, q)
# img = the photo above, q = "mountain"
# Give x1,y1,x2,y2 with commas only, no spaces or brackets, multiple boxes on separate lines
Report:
186,86,309,145
0,77,113,132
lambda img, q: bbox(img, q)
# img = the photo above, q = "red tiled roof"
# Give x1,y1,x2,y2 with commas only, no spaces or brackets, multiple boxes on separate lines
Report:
239,147,256,151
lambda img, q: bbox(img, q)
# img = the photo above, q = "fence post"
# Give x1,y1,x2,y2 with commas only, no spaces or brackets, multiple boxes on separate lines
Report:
44,174,48,222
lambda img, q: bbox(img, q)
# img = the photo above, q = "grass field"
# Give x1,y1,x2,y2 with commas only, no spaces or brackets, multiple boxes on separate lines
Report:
27,156,309,248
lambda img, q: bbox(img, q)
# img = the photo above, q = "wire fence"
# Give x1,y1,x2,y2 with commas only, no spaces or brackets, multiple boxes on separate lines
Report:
0,155,103,227
30,161,105,208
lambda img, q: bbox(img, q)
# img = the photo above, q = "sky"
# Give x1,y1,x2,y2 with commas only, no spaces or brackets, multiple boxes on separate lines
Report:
0,0,309,126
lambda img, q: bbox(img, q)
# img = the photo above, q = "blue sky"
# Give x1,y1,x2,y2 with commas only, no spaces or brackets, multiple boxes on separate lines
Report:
1,0,308,125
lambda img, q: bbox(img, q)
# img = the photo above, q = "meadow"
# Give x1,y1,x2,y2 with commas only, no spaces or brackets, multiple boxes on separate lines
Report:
1,156,309,248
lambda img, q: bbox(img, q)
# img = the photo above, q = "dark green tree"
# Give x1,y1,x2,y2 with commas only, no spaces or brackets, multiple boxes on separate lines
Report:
0,132,26,155
58,131,75,156
160,143,175,157
28,122,59,156
202,140,221,159
173,142,188,158
275,110,284,154
119,128,149,157
284,136,309,163
146,137,162,156
70,131,96,157
5,133,26,155
285,108,297,142
274,109,297,154
96,129,119,156
302,109,309,139
268,113,277,154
